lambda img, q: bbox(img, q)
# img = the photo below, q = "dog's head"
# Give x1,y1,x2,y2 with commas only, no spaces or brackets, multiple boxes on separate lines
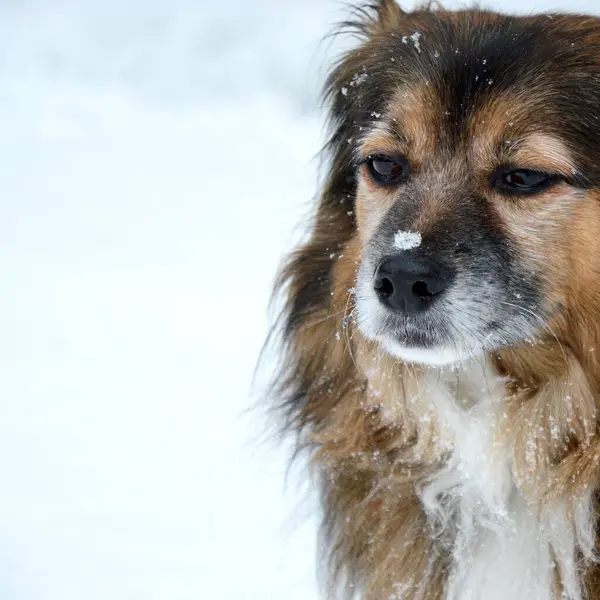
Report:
311,2,600,366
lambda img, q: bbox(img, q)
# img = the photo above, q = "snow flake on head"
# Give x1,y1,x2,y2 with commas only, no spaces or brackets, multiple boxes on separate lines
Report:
410,31,422,53
341,69,368,96
401,31,422,53
350,69,368,88
393,230,422,251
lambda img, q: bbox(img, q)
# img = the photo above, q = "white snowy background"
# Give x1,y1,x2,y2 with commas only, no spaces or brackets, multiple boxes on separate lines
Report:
0,0,598,598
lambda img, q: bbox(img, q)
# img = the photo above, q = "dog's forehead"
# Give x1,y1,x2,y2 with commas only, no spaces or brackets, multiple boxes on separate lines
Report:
374,11,595,93
352,13,600,174
359,84,576,178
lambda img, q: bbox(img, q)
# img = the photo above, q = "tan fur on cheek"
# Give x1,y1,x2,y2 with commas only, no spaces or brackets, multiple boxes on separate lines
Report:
565,192,600,302
491,186,584,307
355,178,397,244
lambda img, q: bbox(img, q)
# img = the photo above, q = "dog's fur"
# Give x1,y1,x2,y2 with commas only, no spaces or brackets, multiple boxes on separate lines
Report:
268,2,600,598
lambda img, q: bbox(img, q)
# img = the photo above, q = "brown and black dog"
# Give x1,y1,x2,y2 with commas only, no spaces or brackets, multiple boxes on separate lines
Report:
268,2,600,598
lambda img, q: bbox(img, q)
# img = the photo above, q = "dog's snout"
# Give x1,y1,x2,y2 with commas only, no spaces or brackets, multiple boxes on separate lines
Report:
373,254,453,313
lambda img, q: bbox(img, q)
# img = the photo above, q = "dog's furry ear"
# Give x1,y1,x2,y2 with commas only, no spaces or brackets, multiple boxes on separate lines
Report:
371,0,407,33
343,1,410,38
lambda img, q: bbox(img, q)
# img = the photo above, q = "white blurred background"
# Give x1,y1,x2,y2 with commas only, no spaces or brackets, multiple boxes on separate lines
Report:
0,1,598,598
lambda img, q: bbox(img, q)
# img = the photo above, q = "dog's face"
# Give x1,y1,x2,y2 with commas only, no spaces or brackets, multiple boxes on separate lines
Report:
337,8,600,365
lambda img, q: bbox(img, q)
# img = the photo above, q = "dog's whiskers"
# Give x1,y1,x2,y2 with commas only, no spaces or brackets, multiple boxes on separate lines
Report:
297,308,347,333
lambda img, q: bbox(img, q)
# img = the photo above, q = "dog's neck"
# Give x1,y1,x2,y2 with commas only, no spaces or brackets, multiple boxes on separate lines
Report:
334,343,600,600
409,357,595,600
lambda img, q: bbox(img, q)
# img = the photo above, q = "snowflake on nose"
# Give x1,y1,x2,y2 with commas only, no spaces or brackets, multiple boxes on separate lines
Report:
393,230,422,250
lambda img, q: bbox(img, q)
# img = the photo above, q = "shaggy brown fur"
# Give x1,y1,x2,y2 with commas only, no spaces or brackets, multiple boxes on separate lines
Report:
267,2,600,598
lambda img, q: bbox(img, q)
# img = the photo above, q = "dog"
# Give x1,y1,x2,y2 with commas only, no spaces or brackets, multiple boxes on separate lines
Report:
268,2,600,598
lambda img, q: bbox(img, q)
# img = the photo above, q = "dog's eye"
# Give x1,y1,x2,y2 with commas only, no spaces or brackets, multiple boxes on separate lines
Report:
492,168,557,194
503,170,548,189
365,155,409,186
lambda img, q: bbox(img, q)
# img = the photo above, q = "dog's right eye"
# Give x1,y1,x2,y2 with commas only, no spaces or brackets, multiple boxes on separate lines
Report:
491,167,561,195
365,155,409,186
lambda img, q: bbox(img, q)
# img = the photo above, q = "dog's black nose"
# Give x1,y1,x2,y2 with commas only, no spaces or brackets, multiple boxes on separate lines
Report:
374,254,453,313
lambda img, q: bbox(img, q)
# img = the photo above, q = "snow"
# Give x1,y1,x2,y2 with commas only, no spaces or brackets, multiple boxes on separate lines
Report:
0,0,599,599
410,32,422,53
394,230,422,251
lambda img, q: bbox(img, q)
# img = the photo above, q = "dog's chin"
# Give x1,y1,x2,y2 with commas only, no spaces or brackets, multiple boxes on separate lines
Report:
356,294,485,366
354,288,505,366
378,334,482,366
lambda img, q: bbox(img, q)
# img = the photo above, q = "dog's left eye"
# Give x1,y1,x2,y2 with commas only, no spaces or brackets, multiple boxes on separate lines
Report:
492,168,557,194
364,155,409,186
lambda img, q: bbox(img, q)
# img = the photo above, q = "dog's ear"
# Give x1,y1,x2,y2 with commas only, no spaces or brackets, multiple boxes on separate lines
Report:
371,0,407,33
338,1,413,41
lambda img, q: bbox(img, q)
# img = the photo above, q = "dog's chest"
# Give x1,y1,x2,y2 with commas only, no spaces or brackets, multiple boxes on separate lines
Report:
414,363,585,600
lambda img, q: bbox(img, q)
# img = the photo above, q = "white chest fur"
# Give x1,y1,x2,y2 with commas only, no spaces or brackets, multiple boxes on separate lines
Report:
414,360,595,600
